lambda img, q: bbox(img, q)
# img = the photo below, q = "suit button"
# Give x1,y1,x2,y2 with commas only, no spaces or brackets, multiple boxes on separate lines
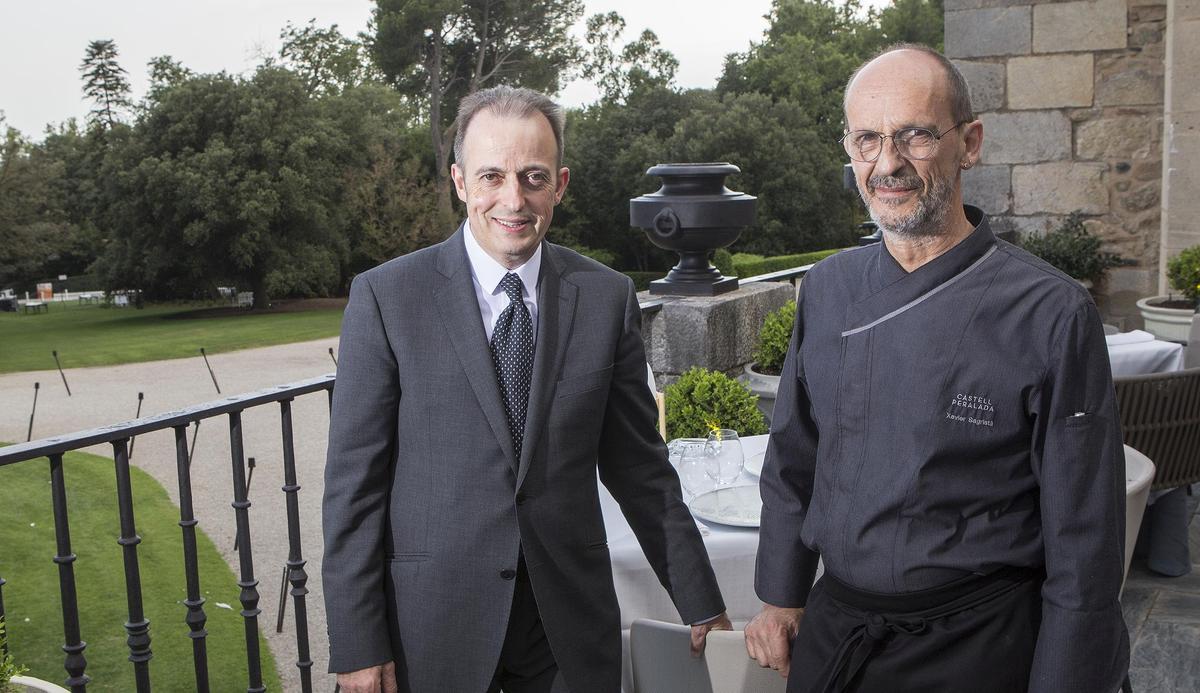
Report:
515,492,527,505
500,568,517,580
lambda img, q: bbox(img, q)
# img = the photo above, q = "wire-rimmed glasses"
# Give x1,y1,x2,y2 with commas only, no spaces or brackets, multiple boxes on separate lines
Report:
839,121,968,163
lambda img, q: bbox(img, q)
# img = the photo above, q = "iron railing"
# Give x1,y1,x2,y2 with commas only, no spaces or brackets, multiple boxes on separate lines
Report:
0,374,334,693
0,265,814,692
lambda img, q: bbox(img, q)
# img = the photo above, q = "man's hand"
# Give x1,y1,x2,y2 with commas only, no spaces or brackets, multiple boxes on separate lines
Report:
690,611,733,657
336,661,398,693
745,604,804,677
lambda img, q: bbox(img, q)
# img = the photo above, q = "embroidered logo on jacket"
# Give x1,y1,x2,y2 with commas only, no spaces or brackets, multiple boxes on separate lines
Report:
945,392,995,427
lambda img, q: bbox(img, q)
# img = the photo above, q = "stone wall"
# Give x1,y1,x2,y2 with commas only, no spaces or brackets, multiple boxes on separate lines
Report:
946,0,1167,326
1158,0,1200,293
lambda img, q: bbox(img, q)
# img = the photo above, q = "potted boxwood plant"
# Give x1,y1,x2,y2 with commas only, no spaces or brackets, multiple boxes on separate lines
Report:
664,367,767,440
1137,245,1200,343
1018,211,1123,289
742,300,795,426
0,619,67,693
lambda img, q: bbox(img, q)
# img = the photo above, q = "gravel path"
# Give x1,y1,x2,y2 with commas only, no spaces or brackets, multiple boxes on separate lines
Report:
1,338,342,692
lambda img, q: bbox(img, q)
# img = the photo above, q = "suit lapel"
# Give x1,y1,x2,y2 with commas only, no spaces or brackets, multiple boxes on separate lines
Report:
517,244,578,489
433,227,519,469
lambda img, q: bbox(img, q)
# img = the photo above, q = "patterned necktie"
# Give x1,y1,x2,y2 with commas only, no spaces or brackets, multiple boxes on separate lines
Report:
490,273,535,460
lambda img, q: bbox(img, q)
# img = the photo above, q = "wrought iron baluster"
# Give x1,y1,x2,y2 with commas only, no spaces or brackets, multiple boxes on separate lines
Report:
173,425,209,692
228,411,265,693
278,400,313,692
112,438,152,692
49,453,90,692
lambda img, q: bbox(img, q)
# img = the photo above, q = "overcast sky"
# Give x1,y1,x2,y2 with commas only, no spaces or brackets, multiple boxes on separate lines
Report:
0,0,886,138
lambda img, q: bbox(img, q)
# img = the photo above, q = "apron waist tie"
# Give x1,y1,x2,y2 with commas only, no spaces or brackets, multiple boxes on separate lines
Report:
814,566,1041,693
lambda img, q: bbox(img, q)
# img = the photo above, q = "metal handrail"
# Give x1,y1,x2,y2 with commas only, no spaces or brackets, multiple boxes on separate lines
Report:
0,374,334,693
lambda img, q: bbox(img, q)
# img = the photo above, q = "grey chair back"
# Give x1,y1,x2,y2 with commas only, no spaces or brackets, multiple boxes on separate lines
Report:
1113,367,1200,491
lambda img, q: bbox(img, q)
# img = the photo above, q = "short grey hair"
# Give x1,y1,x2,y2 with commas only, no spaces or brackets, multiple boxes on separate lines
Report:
453,85,566,167
843,43,975,125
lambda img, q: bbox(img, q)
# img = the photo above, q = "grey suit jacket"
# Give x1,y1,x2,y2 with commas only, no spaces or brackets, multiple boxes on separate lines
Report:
322,228,725,693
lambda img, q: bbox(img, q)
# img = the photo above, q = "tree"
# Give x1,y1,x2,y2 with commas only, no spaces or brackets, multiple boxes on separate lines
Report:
146,56,194,102
0,121,100,291
369,0,586,217
95,68,356,307
277,20,381,96
663,92,859,255
878,0,944,51
579,12,678,103
80,39,132,130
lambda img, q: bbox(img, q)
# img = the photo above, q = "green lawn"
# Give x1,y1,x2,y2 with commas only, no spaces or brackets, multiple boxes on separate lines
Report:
0,301,343,374
0,450,284,691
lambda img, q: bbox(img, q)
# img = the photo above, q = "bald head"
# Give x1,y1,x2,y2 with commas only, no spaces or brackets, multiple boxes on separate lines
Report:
844,44,974,126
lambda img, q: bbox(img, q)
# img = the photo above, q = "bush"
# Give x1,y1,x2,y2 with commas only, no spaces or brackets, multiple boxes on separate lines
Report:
734,248,844,277
753,300,796,375
1166,245,1200,303
0,618,27,692
712,249,735,277
664,366,767,439
1018,212,1123,283
573,245,617,268
622,271,661,292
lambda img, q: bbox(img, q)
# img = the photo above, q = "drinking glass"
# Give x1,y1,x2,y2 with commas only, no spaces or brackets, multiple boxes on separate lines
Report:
704,429,744,486
672,438,714,499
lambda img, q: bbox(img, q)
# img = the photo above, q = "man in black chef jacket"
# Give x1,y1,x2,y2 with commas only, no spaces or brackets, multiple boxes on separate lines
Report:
744,44,1131,693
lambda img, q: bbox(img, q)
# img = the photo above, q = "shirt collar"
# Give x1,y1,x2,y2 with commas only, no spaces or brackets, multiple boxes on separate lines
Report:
463,219,542,297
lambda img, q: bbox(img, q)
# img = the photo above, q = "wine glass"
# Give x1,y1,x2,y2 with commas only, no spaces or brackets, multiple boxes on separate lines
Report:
672,438,713,500
704,429,744,487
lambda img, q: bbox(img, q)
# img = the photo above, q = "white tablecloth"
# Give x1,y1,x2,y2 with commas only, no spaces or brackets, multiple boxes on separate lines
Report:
603,435,774,692
1106,330,1184,376
601,435,771,629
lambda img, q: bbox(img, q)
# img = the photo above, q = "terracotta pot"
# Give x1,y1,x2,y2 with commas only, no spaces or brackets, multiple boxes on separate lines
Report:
1136,295,1196,343
741,363,780,427
9,675,69,693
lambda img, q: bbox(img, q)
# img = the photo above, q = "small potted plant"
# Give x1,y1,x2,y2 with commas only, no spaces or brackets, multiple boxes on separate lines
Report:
1018,211,1123,289
0,619,67,693
1137,245,1200,342
742,300,795,426
664,367,767,440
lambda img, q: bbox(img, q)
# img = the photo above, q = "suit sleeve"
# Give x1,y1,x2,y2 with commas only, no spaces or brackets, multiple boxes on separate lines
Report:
596,279,726,624
1027,301,1129,692
322,273,399,673
755,284,823,607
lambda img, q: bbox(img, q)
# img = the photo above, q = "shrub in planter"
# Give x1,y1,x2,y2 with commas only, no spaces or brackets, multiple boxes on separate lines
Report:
1,618,28,693
1166,245,1200,307
1018,211,1123,284
665,367,767,440
752,300,795,376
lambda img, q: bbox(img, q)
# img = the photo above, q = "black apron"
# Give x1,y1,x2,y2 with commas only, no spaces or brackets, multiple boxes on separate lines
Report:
788,567,1043,693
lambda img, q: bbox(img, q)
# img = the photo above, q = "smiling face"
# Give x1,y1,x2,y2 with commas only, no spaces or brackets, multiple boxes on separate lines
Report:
450,109,570,269
844,50,981,238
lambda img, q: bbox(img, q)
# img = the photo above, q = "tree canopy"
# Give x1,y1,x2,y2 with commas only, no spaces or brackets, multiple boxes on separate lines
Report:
0,1,945,298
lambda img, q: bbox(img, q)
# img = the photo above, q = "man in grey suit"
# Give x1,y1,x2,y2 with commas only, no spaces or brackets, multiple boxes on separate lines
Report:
323,85,730,693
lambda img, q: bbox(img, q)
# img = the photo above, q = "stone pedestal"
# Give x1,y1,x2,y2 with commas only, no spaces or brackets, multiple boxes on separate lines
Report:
640,281,794,384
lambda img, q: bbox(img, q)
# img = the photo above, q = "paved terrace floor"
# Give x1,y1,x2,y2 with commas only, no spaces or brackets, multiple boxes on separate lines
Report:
1,339,1198,691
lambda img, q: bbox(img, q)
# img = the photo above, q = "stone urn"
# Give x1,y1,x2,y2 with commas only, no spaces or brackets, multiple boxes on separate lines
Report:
1136,295,1196,343
741,363,780,427
630,163,757,296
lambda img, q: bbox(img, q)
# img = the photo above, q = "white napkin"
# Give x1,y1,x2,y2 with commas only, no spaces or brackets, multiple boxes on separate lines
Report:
1105,329,1156,346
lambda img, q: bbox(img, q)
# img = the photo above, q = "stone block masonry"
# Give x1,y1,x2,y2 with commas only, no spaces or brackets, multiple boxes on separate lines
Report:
945,0,1171,325
945,7,1032,58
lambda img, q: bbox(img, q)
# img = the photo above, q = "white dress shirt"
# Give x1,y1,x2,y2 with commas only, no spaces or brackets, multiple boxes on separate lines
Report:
463,220,540,342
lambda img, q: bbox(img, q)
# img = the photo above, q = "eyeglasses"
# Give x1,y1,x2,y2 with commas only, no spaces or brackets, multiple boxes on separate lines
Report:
839,122,968,163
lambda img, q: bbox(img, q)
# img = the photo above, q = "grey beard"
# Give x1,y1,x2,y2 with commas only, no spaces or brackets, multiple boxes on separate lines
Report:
862,175,955,238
